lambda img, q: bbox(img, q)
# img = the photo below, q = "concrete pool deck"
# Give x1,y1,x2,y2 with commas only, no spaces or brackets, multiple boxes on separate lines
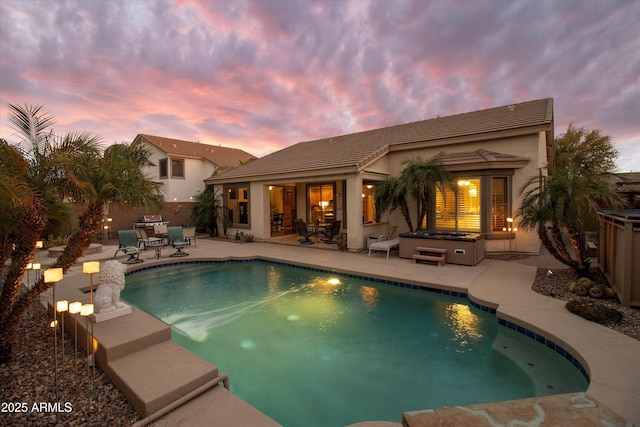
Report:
37,236,639,426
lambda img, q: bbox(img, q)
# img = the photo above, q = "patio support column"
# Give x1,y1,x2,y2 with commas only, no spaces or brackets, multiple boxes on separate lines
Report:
251,182,269,239
346,173,364,250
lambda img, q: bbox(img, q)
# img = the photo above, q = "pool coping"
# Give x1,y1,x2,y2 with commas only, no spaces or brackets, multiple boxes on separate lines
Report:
39,241,640,425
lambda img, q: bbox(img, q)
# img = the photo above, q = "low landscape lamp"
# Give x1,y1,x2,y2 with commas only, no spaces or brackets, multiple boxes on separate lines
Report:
44,267,63,401
57,300,69,397
80,303,95,409
32,262,41,282
83,261,100,305
44,267,62,284
69,301,82,391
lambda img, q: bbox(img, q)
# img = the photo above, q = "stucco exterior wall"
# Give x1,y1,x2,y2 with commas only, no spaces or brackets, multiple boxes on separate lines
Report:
381,133,545,253
209,132,549,254
142,144,215,202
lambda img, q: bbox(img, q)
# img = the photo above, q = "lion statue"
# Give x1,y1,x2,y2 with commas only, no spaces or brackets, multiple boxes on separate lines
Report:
94,260,128,313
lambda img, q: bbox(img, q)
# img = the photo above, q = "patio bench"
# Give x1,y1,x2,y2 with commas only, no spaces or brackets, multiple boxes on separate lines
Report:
412,247,447,266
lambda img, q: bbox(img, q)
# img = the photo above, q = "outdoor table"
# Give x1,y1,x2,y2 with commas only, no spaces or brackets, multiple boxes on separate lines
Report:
145,240,168,259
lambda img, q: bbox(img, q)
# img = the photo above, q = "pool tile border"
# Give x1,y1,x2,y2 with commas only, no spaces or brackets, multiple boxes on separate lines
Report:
126,258,589,382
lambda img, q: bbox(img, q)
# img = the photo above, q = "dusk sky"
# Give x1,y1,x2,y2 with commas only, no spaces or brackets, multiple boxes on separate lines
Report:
1,0,638,171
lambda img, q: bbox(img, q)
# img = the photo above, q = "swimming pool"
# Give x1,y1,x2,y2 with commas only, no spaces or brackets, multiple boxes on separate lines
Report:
122,261,588,426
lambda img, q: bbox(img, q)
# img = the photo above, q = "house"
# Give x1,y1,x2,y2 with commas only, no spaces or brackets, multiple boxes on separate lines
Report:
134,134,256,202
610,172,640,209
206,98,554,253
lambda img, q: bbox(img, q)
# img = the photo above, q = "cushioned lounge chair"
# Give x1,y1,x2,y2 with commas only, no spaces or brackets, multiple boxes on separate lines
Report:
167,226,189,257
295,220,314,245
115,230,143,263
368,235,400,259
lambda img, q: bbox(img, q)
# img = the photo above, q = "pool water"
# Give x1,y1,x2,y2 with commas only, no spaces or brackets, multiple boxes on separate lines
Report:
122,262,587,426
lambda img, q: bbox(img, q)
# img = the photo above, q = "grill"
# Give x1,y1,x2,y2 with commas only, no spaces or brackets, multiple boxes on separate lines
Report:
134,215,169,233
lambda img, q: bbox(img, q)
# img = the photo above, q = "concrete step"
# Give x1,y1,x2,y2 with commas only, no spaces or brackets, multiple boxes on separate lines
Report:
92,306,171,363
105,340,219,417
411,254,446,266
151,384,282,427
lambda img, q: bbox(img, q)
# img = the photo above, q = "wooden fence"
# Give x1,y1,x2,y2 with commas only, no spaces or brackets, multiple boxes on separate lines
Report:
598,209,640,307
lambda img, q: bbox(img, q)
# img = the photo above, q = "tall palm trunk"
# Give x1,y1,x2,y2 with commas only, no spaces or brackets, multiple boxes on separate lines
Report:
537,225,590,277
49,202,103,272
400,203,414,232
566,224,591,277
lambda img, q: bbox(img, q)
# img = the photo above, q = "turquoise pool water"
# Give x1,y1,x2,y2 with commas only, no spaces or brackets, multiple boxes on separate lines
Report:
122,261,588,426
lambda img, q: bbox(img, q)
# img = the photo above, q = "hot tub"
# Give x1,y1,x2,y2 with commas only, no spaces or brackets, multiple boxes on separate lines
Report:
399,231,485,266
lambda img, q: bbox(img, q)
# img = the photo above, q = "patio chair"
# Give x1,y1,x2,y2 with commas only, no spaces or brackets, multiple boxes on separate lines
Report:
368,235,400,259
135,228,162,249
322,220,342,244
153,223,169,242
183,226,197,247
271,213,284,232
114,230,143,263
167,226,189,257
295,219,314,245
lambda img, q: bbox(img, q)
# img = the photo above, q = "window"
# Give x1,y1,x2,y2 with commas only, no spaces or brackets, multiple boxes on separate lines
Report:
225,185,249,225
435,178,481,231
159,158,168,179
362,182,377,224
171,159,185,178
435,175,511,234
307,184,334,223
491,177,508,232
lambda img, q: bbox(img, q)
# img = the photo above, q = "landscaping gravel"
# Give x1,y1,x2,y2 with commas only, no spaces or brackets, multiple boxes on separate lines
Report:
0,302,140,426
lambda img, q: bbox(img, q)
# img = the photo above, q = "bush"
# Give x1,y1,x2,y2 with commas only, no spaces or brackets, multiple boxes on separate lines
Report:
41,234,71,249
574,285,588,296
566,300,623,325
577,277,593,289
588,286,604,299
242,233,254,243
335,233,348,251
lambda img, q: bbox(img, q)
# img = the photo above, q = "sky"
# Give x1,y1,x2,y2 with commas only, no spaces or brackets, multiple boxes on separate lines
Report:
1,0,638,171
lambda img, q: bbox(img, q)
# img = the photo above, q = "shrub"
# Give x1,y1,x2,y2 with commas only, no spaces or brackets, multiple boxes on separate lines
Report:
242,233,254,243
335,233,348,251
574,285,588,296
577,277,593,289
566,300,623,325
588,286,604,298
42,234,71,249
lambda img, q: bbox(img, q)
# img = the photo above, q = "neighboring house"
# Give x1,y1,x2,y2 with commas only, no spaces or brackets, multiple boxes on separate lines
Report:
206,98,554,253
611,172,640,209
134,134,256,202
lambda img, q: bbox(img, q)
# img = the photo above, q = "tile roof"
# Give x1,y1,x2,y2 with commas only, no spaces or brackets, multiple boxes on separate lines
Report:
432,148,530,169
137,134,256,167
207,98,553,183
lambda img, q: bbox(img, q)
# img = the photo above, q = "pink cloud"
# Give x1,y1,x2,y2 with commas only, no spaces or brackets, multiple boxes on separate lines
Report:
1,0,638,170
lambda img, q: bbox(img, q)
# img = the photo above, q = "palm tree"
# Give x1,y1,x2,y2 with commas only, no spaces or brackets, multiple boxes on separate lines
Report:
374,158,453,232
0,104,163,364
519,167,622,278
191,186,225,237
374,176,414,231
0,140,39,268
400,158,453,229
